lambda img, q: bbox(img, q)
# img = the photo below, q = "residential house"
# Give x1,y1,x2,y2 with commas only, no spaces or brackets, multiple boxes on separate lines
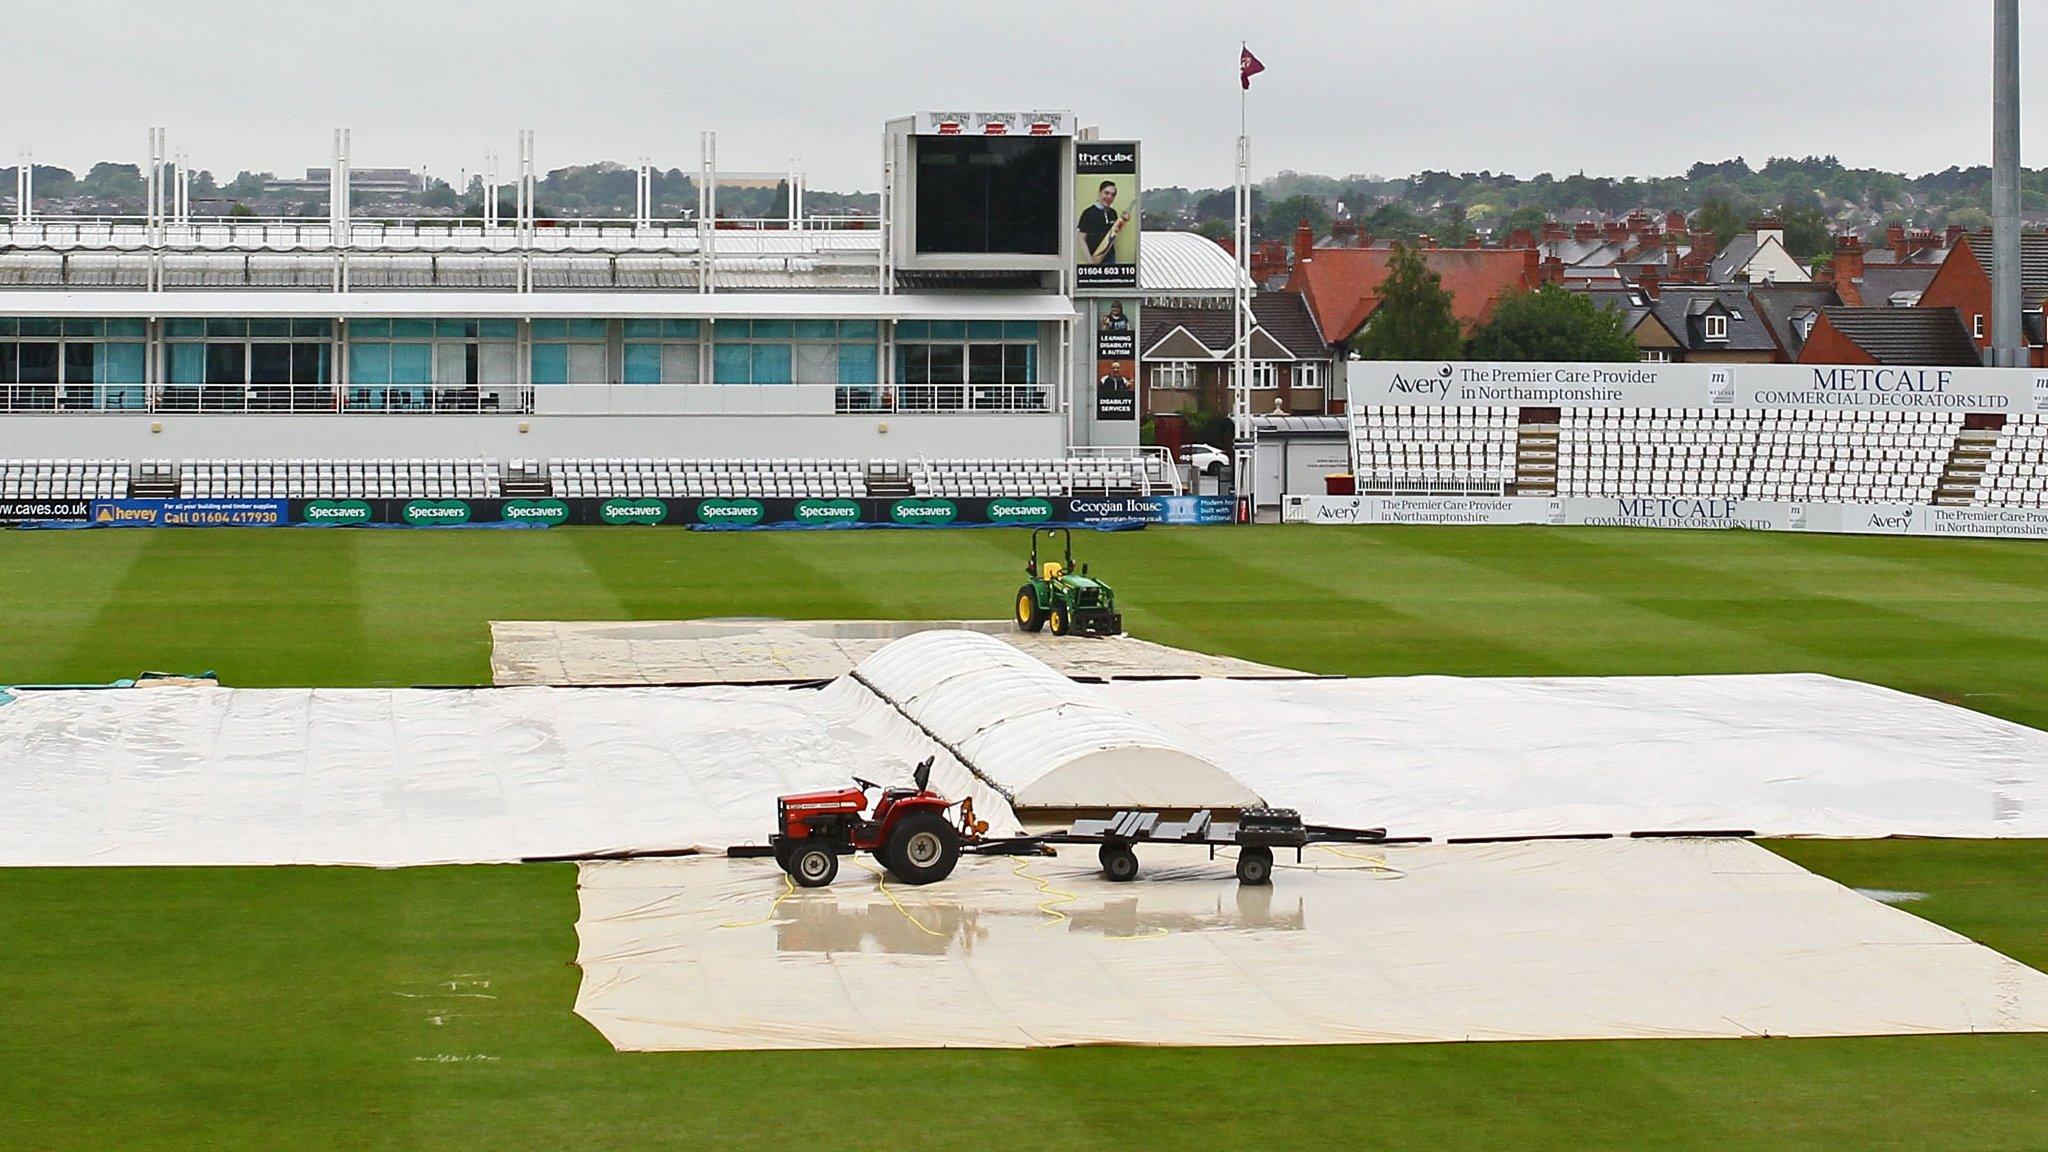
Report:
1708,218,1811,285
1795,307,1982,366
1916,229,2048,364
1137,230,1334,417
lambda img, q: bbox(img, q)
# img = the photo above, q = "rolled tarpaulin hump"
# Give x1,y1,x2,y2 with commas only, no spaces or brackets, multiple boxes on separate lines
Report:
850,629,1262,811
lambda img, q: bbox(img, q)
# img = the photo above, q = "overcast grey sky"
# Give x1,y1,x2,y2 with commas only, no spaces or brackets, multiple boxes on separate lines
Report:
5,1,2042,190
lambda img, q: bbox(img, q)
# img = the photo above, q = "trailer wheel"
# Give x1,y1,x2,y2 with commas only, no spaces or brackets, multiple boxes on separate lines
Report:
1016,586,1047,633
789,841,839,888
1235,846,1274,887
1099,843,1139,882
885,812,961,885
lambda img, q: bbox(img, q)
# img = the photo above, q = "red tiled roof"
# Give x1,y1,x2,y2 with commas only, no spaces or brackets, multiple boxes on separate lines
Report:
1285,247,1540,343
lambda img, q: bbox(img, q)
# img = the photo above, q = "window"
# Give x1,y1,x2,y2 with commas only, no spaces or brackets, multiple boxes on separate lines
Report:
892,320,1042,411
1641,350,1671,364
1974,314,1986,340
348,318,517,411
1703,314,1729,341
1150,363,1197,391
623,319,702,385
0,317,149,411
710,318,879,387
1292,363,1324,390
1232,362,1279,390
161,317,333,412
528,318,606,386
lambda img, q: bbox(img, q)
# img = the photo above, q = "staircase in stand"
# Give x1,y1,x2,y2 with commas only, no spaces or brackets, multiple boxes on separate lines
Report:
500,459,552,497
128,459,179,498
1511,407,1561,496
1934,414,2006,506
864,461,913,499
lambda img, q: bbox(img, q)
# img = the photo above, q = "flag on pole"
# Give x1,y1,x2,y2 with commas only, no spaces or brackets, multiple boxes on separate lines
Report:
1240,47,1265,90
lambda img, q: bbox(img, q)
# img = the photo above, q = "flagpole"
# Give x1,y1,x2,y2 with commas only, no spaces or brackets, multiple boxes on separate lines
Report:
1233,42,1254,519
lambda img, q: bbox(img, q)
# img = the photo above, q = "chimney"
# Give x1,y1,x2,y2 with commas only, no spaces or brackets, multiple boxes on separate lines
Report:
1541,220,1566,243
1664,210,1687,234
1887,223,1909,261
1833,233,1865,287
1750,216,1785,245
1418,234,1437,248
1216,236,1236,258
1689,227,1718,261
1465,234,1485,249
1331,217,1357,246
1541,254,1564,285
1638,265,1661,300
1603,219,1629,242
1524,246,1540,282
1574,220,1599,241
1293,218,1314,266
1506,228,1535,250
1945,224,1967,249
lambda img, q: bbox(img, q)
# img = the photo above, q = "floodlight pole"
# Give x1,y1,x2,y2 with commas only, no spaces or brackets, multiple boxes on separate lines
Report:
1992,0,2023,366
1232,57,1255,519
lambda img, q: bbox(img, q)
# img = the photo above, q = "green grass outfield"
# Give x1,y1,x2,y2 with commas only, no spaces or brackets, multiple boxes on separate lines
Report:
3,525,2047,1150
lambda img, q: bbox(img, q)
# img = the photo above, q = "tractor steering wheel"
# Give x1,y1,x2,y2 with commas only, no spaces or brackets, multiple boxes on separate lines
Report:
851,776,880,793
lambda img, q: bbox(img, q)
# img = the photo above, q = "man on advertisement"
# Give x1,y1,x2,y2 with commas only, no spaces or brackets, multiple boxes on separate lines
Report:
1095,358,1135,421
1074,141,1139,289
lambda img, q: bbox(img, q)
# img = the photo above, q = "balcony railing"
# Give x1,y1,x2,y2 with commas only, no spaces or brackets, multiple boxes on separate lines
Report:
0,382,1054,417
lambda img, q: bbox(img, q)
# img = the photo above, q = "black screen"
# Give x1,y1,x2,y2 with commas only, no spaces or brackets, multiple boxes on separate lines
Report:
914,136,1061,255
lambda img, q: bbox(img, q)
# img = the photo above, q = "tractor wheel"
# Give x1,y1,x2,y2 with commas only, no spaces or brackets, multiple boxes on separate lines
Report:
1049,608,1071,637
788,841,839,888
1099,842,1139,882
885,812,961,885
771,839,794,874
1015,586,1047,633
1235,846,1275,887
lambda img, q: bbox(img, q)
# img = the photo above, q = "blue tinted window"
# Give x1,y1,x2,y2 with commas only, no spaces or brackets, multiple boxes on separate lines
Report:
348,343,391,385
751,343,792,384
206,318,248,338
167,344,206,384
1003,321,1040,340
390,319,434,339
838,343,878,385
389,343,432,385
350,319,392,338
713,342,752,384
967,320,1004,340
530,319,567,341
21,318,62,337
623,319,664,340
479,319,517,340
793,319,838,341
664,319,701,339
895,321,928,340
291,318,332,338
929,321,965,340
749,319,792,340
568,319,608,341
96,343,146,385
530,344,569,385
840,320,879,340
624,343,662,384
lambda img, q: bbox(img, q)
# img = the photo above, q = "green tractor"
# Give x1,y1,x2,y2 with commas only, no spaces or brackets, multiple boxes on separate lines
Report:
1015,528,1123,637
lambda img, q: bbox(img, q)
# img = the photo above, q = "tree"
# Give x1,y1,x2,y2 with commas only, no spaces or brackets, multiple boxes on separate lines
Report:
1261,193,1331,243
1464,284,1640,362
1351,245,1463,360
1498,204,1550,238
1693,196,1750,247
1776,194,1831,259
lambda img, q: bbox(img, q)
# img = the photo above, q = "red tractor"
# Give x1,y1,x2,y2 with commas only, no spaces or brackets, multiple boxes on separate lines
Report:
771,757,979,888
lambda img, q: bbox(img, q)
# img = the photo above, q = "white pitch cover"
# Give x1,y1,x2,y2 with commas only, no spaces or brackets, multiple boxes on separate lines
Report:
572,841,2048,1051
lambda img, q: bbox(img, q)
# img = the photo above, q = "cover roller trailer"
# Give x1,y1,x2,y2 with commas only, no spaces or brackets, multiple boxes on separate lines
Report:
969,807,1388,887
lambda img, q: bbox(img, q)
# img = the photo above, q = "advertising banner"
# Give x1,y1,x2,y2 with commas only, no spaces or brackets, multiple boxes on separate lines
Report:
1093,298,1138,421
1347,361,2048,415
260,496,1229,530
1074,141,1139,291
87,499,289,527
1283,494,2048,542
0,499,90,526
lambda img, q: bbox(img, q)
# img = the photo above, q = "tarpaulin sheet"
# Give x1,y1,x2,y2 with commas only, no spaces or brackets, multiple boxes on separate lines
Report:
0,681,1017,867
1100,673,2048,839
571,839,2048,1051
488,618,1304,687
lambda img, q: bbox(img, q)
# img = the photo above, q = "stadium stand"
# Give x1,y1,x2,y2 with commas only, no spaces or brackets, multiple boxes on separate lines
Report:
1551,408,1958,503
1350,407,1518,495
177,458,501,499
1979,413,2048,507
548,458,865,499
0,458,130,499
908,456,1174,497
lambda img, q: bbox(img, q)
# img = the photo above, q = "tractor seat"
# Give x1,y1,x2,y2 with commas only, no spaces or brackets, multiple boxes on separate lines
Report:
1041,561,1064,580
881,786,920,800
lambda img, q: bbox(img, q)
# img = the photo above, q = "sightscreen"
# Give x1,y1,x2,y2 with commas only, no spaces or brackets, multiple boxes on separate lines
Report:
913,137,1061,256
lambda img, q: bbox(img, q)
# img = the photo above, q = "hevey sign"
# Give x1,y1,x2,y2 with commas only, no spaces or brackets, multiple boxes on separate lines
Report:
1351,361,2048,414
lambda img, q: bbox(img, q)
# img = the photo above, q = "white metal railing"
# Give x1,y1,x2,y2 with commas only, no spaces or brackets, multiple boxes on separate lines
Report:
0,382,1060,418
